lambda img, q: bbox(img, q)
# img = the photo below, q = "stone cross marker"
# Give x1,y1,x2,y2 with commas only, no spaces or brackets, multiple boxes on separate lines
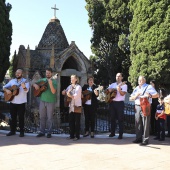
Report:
51,4,59,19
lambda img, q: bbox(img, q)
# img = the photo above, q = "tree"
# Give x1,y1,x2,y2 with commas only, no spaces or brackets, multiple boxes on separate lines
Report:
90,55,110,87
9,50,18,78
129,0,170,88
0,0,12,82
85,0,131,85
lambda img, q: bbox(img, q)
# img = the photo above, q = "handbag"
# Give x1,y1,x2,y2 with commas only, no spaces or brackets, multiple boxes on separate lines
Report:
74,106,82,113
140,96,151,116
140,86,151,117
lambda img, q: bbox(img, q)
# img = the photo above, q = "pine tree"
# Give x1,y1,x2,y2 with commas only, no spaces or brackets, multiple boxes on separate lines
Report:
9,50,18,78
129,0,170,88
85,0,131,84
0,0,12,82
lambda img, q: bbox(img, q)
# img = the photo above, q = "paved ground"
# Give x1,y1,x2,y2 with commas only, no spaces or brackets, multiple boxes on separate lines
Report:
0,130,170,170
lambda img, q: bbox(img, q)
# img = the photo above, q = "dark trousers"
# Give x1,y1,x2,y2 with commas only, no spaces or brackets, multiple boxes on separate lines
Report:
10,103,25,133
84,105,96,132
150,104,157,134
167,116,170,135
109,101,124,135
69,112,81,138
156,118,165,139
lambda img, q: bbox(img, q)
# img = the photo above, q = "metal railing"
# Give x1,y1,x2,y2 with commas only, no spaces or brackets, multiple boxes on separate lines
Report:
0,101,135,134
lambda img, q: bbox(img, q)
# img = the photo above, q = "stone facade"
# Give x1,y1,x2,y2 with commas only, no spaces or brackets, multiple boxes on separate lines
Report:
15,17,92,112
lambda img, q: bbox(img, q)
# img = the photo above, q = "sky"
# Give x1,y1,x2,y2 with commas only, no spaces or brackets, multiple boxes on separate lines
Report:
7,0,93,59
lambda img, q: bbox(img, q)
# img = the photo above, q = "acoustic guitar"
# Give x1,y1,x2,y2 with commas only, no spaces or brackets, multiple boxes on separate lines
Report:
64,95,72,107
4,80,28,102
82,90,93,104
105,81,127,103
105,88,117,103
164,96,170,115
164,102,170,115
33,74,58,97
33,81,48,97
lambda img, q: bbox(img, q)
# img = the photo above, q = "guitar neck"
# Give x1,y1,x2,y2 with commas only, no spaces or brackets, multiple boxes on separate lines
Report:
13,79,28,90
39,80,48,87
117,81,127,87
41,75,57,87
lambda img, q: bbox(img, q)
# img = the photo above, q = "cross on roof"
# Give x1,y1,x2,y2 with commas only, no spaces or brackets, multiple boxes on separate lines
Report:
51,4,59,19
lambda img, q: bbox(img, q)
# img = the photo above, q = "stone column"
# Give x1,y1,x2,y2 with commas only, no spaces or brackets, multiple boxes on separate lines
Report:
80,72,87,86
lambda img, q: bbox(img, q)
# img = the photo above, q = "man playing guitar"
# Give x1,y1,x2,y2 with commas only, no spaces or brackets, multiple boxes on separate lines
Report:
33,68,57,138
3,69,30,137
108,73,127,139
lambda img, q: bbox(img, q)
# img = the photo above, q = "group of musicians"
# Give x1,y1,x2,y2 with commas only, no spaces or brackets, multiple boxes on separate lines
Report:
3,68,170,145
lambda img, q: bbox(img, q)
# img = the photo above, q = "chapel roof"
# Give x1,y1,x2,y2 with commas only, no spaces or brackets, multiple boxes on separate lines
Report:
37,18,69,51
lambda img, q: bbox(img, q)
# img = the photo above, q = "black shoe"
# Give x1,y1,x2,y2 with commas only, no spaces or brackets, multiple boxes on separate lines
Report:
19,132,24,137
83,132,89,137
73,137,79,141
109,133,115,137
153,137,160,140
36,133,45,137
159,138,165,141
118,135,122,139
91,132,94,138
150,132,157,136
133,139,142,143
165,134,170,137
140,141,148,146
47,134,51,138
6,131,16,136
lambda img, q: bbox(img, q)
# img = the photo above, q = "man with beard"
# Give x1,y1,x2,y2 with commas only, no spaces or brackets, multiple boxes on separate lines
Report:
108,73,127,139
33,68,57,138
3,69,30,137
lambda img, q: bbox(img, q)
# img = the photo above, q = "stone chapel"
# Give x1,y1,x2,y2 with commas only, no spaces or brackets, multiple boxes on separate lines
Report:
13,6,92,114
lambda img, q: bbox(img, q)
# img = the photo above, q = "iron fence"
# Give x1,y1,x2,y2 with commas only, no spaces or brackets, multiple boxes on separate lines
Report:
0,101,135,134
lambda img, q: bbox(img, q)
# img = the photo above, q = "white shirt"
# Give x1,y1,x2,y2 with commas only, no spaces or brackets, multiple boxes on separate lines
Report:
131,83,157,105
108,82,127,101
3,78,30,104
66,84,82,113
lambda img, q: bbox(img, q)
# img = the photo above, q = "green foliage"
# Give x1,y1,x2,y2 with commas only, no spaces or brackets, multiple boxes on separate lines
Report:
129,0,170,88
8,55,13,78
85,0,131,85
0,0,12,82
90,55,110,86
9,50,18,78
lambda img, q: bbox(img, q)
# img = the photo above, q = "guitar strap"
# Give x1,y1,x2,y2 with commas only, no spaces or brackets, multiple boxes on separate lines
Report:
69,84,76,96
142,85,149,96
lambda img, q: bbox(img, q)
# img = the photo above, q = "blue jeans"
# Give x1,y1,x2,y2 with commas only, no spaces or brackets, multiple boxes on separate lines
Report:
156,118,165,139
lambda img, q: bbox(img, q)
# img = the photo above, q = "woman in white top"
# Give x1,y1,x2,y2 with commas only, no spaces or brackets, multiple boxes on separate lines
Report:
62,75,82,141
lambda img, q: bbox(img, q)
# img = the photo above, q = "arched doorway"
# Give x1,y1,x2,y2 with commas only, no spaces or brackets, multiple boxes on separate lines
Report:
60,56,82,108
